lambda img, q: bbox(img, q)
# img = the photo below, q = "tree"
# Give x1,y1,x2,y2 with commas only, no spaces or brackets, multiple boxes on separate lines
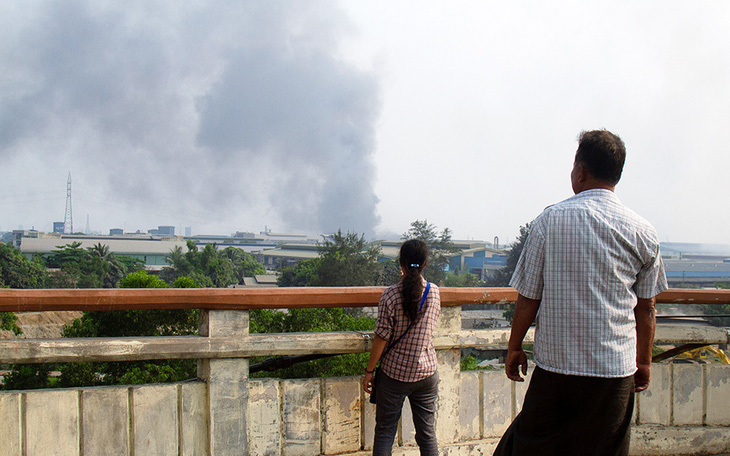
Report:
402,220,459,284
277,258,322,287
277,231,386,288
220,246,266,283
317,230,382,286
57,270,199,387
0,242,48,290
160,241,265,287
249,307,375,378
44,242,135,288
0,243,48,335
270,230,389,377
444,271,485,287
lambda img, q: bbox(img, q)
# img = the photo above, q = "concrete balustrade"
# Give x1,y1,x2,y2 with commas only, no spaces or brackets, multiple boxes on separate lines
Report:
2,362,729,455
0,287,729,455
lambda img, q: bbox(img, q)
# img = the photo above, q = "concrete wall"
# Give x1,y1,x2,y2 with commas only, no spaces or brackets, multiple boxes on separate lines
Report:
1,306,729,455
1,364,729,455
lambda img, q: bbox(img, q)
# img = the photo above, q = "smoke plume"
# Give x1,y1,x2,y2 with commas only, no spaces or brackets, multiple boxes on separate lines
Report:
0,1,381,236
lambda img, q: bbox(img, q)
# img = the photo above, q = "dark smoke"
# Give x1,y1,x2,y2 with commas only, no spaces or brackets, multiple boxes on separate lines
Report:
0,1,381,236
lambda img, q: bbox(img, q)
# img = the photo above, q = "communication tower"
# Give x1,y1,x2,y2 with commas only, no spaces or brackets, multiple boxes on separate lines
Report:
63,173,73,234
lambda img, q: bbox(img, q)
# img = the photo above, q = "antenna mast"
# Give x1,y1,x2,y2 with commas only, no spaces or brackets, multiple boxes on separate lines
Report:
64,173,73,234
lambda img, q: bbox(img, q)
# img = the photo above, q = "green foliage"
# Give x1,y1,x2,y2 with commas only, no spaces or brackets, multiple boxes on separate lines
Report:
121,270,168,288
171,276,199,288
443,271,485,287
117,255,146,274
277,258,321,287
251,307,375,334
375,259,401,288
317,230,382,286
64,271,197,340
2,364,53,390
402,220,459,285
43,242,137,288
277,230,392,287
56,270,199,388
57,362,98,388
0,242,49,335
116,361,197,385
1,312,21,335
160,241,265,287
250,307,375,378
460,355,496,371
0,242,47,289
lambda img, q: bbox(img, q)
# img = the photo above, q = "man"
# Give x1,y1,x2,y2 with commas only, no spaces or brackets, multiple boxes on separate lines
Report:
494,130,668,455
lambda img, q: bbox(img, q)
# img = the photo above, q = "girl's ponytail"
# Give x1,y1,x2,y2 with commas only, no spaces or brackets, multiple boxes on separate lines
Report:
399,239,429,320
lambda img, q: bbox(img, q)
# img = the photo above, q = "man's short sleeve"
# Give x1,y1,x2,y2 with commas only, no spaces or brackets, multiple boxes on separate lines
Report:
509,218,546,300
634,244,669,299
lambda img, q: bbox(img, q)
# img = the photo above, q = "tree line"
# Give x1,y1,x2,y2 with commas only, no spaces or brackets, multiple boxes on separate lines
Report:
0,219,544,388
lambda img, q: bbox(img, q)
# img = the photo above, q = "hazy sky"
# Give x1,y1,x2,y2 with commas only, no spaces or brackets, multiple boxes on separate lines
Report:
1,1,729,245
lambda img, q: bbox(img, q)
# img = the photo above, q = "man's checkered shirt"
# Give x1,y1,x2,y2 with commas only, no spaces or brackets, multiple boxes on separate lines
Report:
375,279,440,382
510,189,668,378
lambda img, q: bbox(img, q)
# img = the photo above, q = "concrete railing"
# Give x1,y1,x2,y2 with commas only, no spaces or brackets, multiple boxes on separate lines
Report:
0,287,729,455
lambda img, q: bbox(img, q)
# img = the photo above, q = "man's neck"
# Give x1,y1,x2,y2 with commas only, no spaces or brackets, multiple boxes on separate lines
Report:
576,176,615,194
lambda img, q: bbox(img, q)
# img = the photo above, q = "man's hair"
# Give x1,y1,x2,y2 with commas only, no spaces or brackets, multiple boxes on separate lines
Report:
575,130,626,186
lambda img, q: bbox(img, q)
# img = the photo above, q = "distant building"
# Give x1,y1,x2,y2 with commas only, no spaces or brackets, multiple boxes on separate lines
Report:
660,242,730,287
52,222,64,234
373,239,507,281
109,228,123,236
258,243,320,269
149,226,175,236
232,274,279,288
16,232,186,270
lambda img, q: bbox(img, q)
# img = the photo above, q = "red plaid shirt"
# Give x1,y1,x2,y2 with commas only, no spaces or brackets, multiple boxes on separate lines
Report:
375,279,440,382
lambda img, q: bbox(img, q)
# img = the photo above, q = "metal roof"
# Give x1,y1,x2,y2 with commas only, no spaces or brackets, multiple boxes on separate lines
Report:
19,237,187,256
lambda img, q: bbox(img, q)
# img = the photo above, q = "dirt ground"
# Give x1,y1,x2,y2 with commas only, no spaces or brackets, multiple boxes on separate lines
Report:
0,311,82,339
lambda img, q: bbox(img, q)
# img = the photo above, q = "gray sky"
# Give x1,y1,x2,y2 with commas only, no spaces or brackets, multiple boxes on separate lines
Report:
1,1,729,245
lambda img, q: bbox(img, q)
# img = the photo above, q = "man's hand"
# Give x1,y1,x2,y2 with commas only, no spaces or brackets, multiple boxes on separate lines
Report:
504,294,540,382
505,348,529,382
634,363,651,392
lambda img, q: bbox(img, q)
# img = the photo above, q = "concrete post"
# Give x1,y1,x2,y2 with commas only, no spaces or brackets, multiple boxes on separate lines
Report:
199,309,250,455
435,305,462,445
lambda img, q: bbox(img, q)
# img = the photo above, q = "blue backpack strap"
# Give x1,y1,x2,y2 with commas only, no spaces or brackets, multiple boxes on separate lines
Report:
418,282,431,312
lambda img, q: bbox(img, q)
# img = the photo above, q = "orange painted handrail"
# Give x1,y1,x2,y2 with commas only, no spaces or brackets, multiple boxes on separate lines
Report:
0,287,727,312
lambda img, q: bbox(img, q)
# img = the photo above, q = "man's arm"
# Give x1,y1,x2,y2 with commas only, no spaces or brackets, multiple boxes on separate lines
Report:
505,294,541,382
634,297,656,392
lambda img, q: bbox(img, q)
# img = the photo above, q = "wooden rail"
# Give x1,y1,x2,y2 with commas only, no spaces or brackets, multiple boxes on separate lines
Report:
0,287,728,312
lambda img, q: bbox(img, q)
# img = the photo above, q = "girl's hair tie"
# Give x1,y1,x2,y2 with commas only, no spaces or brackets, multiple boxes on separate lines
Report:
410,263,420,268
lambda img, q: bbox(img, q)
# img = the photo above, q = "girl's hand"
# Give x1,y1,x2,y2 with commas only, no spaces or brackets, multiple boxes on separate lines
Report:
362,371,374,393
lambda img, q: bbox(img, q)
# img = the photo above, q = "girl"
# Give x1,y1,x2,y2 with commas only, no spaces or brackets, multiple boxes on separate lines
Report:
362,239,441,455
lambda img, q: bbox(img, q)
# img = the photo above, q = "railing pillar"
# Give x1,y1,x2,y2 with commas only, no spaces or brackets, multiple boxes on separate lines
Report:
198,309,250,455
435,304,462,445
